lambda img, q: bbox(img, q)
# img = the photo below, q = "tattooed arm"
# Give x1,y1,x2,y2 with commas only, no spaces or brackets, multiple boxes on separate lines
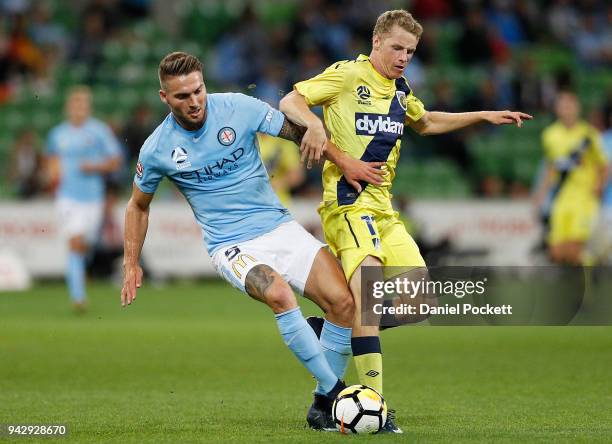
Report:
276,116,383,191
277,117,307,146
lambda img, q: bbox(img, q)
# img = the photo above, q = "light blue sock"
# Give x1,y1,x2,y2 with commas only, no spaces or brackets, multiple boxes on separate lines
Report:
315,319,352,394
275,307,338,395
66,252,86,303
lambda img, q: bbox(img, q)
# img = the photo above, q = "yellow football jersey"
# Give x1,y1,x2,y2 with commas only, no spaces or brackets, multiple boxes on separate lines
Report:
294,54,426,210
541,120,607,200
257,133,301,207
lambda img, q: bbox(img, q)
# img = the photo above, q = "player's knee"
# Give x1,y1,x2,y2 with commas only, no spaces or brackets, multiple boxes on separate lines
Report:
329,289,355,325
266,284,297,314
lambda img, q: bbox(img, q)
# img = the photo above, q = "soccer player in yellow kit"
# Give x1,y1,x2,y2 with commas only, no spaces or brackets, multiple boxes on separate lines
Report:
280,9,532,433
534,91,608,265
257,133,304,208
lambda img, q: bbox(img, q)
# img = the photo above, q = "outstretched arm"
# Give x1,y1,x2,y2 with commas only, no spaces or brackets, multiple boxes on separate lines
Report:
121,184,154,307
276,116,384,191
409,110,533,136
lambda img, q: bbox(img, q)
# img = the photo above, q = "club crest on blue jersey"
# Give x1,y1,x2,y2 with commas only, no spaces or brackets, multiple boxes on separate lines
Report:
396,91,407,111
218,127,236,146
171,146,192,170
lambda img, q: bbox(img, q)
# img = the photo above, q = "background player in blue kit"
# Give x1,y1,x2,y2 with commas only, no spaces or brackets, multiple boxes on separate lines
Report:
121,52,381,430
46,86,122,311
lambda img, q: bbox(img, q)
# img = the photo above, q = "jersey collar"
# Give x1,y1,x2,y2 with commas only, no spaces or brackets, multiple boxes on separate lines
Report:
358,54,394,86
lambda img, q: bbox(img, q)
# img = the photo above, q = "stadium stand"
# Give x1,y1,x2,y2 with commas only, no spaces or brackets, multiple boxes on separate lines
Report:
1,0,610,199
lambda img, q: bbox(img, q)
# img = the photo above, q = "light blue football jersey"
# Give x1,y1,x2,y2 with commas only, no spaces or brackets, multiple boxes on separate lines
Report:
47,118,121,202
135,93,293,255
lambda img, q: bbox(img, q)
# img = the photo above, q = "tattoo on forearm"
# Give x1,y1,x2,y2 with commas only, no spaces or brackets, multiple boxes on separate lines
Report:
245,264,276,299
278,118,307,145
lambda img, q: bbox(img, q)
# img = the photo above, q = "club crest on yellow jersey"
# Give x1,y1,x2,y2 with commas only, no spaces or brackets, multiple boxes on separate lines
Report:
396,91,407,111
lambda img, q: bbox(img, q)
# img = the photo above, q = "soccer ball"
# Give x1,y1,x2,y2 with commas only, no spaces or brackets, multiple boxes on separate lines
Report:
332,384,387,434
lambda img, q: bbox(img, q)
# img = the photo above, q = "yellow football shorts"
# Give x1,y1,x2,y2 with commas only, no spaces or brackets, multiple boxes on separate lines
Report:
548,194,599,245
318,202,425,281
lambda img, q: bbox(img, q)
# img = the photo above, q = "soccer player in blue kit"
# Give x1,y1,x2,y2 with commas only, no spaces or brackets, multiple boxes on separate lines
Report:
121,52,382,430
47,86,122,311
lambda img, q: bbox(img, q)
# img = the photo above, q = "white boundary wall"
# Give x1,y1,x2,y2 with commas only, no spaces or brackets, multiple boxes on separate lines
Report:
0,198,541,277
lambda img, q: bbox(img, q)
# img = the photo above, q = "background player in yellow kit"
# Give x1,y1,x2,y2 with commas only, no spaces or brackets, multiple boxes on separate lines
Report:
257,134,304,209
534,91,608,265
280,9,532,433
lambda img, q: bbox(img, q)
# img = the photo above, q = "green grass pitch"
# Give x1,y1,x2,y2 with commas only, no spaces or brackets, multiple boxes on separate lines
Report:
1,281,611,443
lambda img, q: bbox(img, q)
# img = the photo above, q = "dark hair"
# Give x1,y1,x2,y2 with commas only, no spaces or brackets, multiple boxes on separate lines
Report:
158,52,203,88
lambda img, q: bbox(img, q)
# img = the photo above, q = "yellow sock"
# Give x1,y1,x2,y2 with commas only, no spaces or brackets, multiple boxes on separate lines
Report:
354,352,383,394
351,336,383,394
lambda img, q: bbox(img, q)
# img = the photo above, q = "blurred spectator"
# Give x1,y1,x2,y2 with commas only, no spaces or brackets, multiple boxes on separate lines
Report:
291,44,326,85
119,0,151,21
345,0,393,39
28,1,68,57
411,20,436,65
515,0,539,43
254,62,289,108
8,129,41,198
0,23,14,103
512,56,553,113
491,57,516,109
89,182,124,278
464,78,501,113
209,4,268,87
412,0,451,21
0,0,610,201
575,14,611,68
548,0,579,45
71,6,108,82
428,80,472,170
8,13,45,78
403,55,425,91
287,0,325,57
602,87,612,133
105,114,129,186
486,0,526,47
83,0,122,35
122,103,157,164
456,7,493,66
0,0,30,17
314,3,352,61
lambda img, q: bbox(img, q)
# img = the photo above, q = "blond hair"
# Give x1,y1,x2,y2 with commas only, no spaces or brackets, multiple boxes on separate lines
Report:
373,9,423,39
